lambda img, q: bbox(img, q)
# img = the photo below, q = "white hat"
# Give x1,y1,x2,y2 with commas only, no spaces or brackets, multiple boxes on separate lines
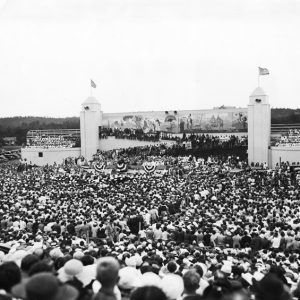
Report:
138,272,162,288
57,259,84,283
161,274,184,300
118,267,140,290
64,259,83,276
73,251,84,260
49,248,63,259
9,250,28,266
125,256,137,268
76,264,97,287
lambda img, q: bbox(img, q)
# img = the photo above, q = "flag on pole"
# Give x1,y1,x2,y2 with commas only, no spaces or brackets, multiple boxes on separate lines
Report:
258,67,269,76
91,79,97,88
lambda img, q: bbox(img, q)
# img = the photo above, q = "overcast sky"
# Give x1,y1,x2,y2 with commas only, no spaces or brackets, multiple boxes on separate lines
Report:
0,0,299,117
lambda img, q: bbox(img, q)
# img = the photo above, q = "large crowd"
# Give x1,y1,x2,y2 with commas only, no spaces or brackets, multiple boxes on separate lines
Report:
93,135,247,166
99,128,247,151
92,142,247,168
99,128,160,142
162,134,247,147
179,134,247,152
275,129,300,147
1,146,300,300
26,136,77,148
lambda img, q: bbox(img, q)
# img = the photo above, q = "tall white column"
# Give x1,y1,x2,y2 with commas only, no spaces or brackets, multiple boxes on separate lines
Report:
248,87,271,166
80,96,102,161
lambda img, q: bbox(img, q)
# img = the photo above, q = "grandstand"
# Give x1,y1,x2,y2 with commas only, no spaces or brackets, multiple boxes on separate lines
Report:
26,129,80,148
270,124,300,147
273,129,300,147
271,123,300,135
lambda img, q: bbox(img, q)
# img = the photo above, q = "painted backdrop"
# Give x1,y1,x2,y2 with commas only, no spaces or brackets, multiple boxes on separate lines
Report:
102,108,247,134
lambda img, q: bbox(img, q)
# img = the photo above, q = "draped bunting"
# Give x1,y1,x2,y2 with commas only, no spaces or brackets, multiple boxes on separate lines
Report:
81,165,90,170
89,160,165,173
143,162,156,173
94,162,106,172
116,162,127,172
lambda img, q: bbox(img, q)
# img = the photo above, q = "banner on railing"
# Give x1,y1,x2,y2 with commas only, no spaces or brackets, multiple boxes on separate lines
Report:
116,162,127,172
81,165,90,170
143,162,157,173
94,162,106,172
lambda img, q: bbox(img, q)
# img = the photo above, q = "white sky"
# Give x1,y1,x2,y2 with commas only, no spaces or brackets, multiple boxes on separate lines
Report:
0,0,299,117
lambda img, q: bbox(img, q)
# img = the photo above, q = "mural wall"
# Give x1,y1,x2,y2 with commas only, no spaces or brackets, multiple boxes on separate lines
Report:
102,108,247,134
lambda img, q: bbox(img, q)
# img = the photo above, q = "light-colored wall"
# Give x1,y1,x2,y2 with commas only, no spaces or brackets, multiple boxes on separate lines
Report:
248,95,271,165
80,104,101,161
99,137,175,151
21,147,81,166
270,147,300,168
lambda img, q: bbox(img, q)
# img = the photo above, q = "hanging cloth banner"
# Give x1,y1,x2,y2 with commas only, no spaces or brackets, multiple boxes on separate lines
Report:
94,162,106,172
116,162,127,172
143,162,156,173
81,165,90,170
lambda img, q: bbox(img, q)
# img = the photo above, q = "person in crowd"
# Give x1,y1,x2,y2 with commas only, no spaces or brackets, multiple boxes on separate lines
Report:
0,262,21,300
94,257,120,300
1,141,300,300
180,270,200,300
25,272,78,300
130,286,167,300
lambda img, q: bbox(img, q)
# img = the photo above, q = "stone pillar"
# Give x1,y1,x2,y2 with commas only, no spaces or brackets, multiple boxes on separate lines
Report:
80,96,102,161
248,87,271,166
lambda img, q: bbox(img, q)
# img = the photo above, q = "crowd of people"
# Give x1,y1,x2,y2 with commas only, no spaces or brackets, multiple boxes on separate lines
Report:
91,142,246,167
99,128,160,142
26,135,77,148
99,127,247,149
99,128,247,151
179,134,247,152
1,145,300,300
94,133,247,167
162,134,247,147
275,129,300,147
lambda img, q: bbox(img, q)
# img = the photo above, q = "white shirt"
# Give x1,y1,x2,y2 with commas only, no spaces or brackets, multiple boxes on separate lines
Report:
272,236,281,248
196,278,210,296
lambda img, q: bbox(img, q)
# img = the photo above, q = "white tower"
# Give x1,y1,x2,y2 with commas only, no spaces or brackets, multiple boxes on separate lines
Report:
248,87,271,166
80,96,102,161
